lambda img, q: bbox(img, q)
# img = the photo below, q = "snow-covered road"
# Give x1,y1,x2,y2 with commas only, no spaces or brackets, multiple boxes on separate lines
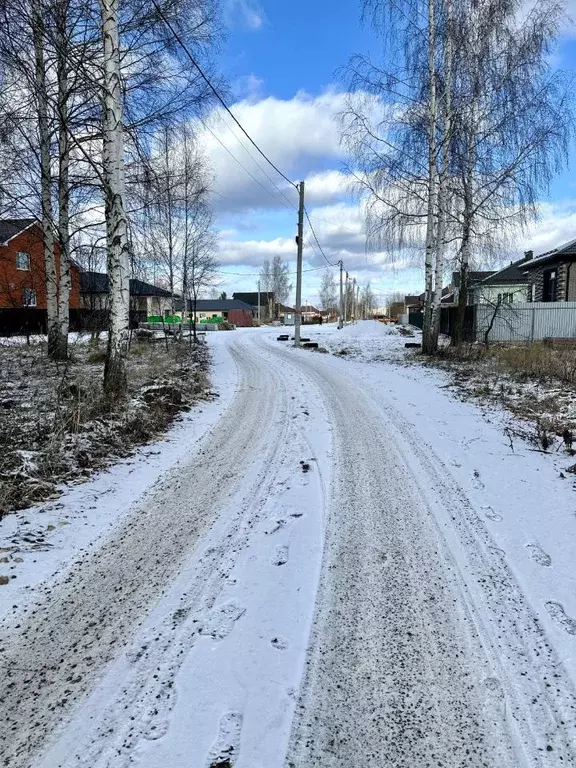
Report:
2,324,576,767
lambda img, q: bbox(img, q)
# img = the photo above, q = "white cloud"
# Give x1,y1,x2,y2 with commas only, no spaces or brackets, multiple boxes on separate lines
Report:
199,91,352,214
232,74,264,101
218,235,296,268
520,200,576,255
224,0,265,30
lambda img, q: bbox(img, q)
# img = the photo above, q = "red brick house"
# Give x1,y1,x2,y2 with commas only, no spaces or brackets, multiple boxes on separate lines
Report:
0,219,81,311
0,219,82,335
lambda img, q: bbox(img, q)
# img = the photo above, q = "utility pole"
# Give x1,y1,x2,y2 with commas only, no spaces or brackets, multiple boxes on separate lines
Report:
257,279,261,324
352,277,357,323
294,181,305,346
356,282,360,322
344,272,349,324
338,260,344,329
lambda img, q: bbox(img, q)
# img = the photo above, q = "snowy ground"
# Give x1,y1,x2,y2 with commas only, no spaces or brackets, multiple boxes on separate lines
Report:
1,322,576,767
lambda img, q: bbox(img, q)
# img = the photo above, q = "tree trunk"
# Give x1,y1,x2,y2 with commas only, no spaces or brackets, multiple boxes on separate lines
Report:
55,2,70,360
422,0,437,355
101,0,130,398
453,223,471,346
31,0,58,357
430,0,453,353
452,102,476,347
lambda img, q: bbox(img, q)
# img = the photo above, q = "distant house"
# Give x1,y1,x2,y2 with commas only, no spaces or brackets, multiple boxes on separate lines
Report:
175,298,254,327
277,303,295,325
522,239,576,302
441,272,495,304
0,218,81,334
301,304,321,323
79,271,174,325
470,254,533,305
233,291,276,321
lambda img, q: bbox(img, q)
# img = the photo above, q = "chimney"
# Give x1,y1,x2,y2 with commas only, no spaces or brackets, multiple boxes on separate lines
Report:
524,250,534,261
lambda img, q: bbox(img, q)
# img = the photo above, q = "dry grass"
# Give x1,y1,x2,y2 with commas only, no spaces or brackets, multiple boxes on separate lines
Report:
0,337,211,517
427,342,576,454
436,342,576,385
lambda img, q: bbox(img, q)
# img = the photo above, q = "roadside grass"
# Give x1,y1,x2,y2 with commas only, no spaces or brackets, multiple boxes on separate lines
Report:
427,342,576,455
0,338,211,517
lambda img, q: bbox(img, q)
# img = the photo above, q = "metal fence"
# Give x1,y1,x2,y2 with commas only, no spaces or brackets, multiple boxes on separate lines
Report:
475,301,576,343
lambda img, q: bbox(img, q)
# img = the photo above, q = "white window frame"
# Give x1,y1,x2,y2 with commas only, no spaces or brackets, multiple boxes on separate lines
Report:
22,288,37,307
16,252,30,271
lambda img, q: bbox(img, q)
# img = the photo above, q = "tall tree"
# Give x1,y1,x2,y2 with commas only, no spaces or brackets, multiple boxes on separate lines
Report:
342,0,572,353
100,0,131,397
319,268,338,312
31,0,59,357
259,255,292,315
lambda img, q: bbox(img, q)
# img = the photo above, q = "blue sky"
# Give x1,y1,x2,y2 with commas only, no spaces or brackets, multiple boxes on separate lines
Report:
204,0,576,306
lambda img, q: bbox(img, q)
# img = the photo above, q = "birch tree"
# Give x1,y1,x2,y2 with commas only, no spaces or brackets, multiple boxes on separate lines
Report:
319,268,338,313
342,0,572,353
100,0,131,397
30,0,59,357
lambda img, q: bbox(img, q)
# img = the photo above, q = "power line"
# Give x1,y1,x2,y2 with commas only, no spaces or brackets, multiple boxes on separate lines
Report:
150,0,297,190
217,264,335,277
200,116,292,211
304,207,335,267
151,0,344,282
213,111,299,213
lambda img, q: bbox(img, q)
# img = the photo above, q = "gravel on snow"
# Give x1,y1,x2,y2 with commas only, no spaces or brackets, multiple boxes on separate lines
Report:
1,324,576,768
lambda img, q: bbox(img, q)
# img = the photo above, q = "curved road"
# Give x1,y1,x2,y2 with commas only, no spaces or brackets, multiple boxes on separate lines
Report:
1,331,575,767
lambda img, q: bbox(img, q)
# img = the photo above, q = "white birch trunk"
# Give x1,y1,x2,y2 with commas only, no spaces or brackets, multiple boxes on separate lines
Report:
422,0,438,354
100,0,130,397
430,0,453,352
56,4,70,360
31,0,58,356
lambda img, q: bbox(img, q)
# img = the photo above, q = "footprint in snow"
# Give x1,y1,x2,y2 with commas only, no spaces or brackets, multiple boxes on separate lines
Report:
271,545,289,566
482,506,503,523
545,601,576,635
271,636,288,650
483,676,506,721
472,470,485,490
525,543,552,567
207,711,243,768
205,601,246,640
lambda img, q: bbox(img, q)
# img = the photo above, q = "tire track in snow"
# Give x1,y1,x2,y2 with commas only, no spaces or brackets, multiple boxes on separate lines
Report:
0,339,299,768
258,338,576,767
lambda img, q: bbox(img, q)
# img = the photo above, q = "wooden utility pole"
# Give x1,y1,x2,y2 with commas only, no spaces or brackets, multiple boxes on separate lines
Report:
294,181,305,346
352,277,357,323
338,260,344,329
257,279,261,324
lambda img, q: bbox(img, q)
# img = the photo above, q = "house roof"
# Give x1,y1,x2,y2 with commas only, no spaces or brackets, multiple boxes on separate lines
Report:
452,271,495,288
277,303,295,313
233,291,275,307
404,295,422,305
478,256,532,285
0,218,37,245
523,237,576,270
301,304,320,313
80,271,173,297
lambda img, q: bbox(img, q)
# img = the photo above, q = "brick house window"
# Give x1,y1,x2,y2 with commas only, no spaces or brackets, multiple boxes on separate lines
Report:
498,293,514,303
543,268,558,302
16,252,30,270
22,288,37,306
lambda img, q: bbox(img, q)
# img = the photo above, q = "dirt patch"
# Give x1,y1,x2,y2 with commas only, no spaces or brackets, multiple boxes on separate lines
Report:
0,337,212,517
